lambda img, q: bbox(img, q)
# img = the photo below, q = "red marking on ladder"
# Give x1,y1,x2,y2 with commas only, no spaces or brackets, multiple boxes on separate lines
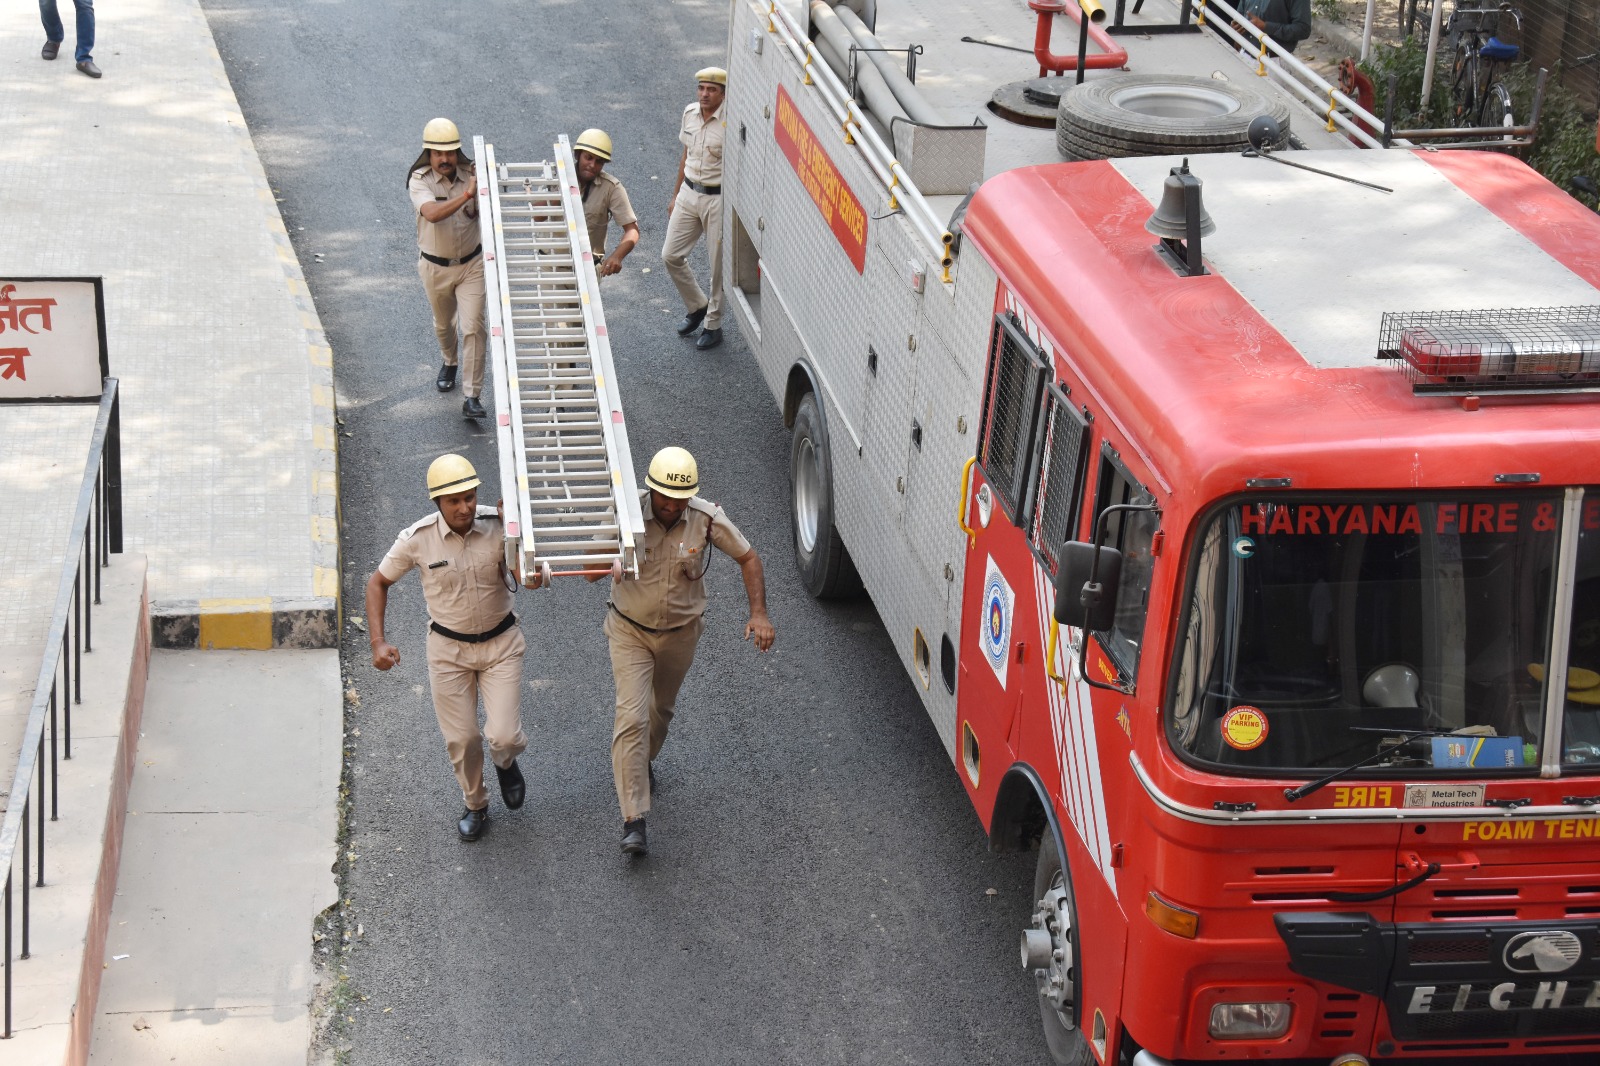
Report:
612,411,624,423
498,413,510,426
492,327,503,337
596,325,608,337
507,522,519,537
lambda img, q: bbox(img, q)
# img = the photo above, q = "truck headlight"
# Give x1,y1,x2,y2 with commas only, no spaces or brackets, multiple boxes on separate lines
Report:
1208,1002,1292,1039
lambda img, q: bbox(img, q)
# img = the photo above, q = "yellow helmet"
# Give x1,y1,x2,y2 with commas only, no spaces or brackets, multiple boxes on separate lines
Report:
646,447,699,499
695,67,728,87
426,454,480,499
574,128,613,162
423,117,462,152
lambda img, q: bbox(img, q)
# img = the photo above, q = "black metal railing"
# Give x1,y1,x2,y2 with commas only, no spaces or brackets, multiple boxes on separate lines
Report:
1,380,123,1039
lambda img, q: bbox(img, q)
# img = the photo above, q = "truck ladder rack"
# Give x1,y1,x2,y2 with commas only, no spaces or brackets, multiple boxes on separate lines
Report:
475,134,645,582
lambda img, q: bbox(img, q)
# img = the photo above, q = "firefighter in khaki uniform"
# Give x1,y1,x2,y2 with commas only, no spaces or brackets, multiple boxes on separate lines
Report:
662,67,728,351
407,117,489,420
365,455,537,842
595,447,775,855
573,129,640,277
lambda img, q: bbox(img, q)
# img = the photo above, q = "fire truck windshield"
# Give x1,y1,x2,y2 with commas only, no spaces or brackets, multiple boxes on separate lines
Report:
1169,492,1600,778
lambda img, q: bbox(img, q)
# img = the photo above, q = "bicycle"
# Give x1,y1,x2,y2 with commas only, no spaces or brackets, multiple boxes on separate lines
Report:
1447,2,1521,134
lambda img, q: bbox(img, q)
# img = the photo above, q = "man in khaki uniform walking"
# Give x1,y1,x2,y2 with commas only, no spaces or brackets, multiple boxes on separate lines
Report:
366,454,535,841
573,129,640,277
595,447,775,855
662,68,727,351
407,117,489,419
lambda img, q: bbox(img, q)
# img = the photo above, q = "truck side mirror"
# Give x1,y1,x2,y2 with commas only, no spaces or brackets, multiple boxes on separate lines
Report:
1054,541,1122,632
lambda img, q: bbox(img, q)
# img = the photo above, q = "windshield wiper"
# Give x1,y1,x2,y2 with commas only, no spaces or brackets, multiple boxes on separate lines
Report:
1283,728,1456,802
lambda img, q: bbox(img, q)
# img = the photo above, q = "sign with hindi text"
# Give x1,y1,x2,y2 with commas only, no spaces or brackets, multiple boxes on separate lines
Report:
0,277,108,401
773,86,868,274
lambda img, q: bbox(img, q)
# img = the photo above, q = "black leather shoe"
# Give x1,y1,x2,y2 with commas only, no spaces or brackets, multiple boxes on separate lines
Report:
496,760,525,810
621,818,648,855
458,806,489,842
695,328,723,351
76,59,101,78
462,395,486,419
42,41,60,60
675,306,708,336
436,363,457,392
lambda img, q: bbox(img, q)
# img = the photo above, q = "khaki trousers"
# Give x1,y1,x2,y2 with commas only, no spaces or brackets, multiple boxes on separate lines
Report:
661,187,724,330
426,625,527,811
417,255,487,396
604,609,704,821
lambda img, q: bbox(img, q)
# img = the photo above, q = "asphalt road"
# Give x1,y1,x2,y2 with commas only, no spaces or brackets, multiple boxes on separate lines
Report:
198,0,1044,1061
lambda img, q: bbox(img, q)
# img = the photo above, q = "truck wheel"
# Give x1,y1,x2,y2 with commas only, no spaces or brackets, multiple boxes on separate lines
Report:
790,392,862,598
1023,833,1093,1066
1056,73,1291,159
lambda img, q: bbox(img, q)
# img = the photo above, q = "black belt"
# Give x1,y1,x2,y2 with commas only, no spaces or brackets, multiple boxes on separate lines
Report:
609,603,690,634
683,179,721,195
420,245,482,267
430,611,516,643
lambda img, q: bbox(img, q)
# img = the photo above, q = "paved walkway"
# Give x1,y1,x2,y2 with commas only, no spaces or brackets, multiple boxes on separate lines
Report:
89,650,341,1065
1,0,345,1062
0,0,339,648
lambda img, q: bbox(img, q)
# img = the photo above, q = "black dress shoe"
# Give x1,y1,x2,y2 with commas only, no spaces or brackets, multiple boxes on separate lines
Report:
42,41,60,60
458,806,489,842
436,363,457,392
675,306,708,336
76,59,101,78
496,760,525,810
621,818,648,855
462,395,486,419
695,328,723,351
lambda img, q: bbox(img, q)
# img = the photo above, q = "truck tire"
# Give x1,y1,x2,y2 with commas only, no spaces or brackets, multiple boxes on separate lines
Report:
1029,833,1093,1066
1056,74,1291,159
790,392,862,598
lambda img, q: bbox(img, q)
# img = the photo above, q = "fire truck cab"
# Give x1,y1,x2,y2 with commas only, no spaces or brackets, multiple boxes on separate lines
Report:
719,0,1600,1062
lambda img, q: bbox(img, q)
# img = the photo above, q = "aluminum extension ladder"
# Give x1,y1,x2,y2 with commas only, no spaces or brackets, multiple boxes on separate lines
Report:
475,134,646,584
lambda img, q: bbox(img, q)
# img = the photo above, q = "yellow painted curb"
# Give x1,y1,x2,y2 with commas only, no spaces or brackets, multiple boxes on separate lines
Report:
198,598,274,650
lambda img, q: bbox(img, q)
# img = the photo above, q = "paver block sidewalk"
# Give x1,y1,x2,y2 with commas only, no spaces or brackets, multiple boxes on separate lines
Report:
0,0,339,648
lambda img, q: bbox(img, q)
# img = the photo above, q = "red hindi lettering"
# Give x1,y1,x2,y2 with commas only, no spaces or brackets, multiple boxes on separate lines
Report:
0,348,29,381
0,285,56,335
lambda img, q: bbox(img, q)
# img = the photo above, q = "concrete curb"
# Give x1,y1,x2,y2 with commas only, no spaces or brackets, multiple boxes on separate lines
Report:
143,14,342,651
150,597,339,650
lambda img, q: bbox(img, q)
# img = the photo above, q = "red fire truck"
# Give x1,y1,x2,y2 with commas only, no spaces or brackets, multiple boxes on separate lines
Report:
720,1,1600,1062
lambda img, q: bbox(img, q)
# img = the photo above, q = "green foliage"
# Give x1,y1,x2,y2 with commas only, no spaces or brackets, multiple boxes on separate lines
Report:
1511,66,1600,194
1358,34,1453,128
1312,0,1343,24
1359,39,1600,196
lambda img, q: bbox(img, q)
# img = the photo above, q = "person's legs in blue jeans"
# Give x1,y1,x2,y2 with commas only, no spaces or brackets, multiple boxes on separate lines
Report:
38,0,93,61
71,0,94,63
39,0,65,45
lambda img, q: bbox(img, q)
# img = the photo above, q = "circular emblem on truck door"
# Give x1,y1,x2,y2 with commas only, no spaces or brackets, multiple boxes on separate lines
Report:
1504,931,1583,974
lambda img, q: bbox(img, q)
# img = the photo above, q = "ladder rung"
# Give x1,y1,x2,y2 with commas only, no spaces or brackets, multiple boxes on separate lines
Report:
528,544,623,557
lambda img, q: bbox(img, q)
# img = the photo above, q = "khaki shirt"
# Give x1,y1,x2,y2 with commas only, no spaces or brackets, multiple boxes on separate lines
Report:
409,165,481,260
679,102,725,186
610,494,750,630
378,508,512,634
581,171,637,256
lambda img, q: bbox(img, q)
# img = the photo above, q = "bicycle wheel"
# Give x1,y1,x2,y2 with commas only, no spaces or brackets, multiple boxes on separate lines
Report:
1487,81,1515,140
1450,41,1478,123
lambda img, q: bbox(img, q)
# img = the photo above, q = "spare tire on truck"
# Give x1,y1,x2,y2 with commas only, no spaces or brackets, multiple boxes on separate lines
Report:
1056,73,1291,160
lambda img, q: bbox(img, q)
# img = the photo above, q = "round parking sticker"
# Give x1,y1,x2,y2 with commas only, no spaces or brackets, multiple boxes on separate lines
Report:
1221,706,1268,751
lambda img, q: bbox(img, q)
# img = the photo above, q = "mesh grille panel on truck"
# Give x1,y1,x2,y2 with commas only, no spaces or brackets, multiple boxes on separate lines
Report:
1030,386,1090,575
978,313,1046,525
